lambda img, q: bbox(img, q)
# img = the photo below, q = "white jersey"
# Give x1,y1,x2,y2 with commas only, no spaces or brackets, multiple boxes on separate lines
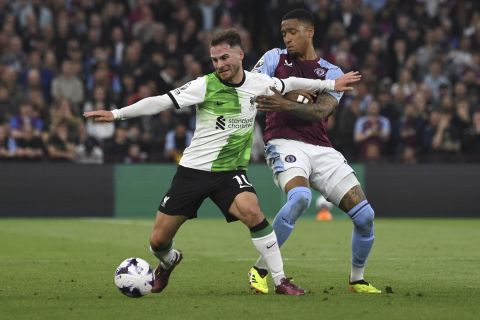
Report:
112,70,335,172
169,71,284,171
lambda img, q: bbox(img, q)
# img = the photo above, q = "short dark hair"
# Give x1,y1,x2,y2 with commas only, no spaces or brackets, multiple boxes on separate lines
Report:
210,29,243,49
282,9,314,26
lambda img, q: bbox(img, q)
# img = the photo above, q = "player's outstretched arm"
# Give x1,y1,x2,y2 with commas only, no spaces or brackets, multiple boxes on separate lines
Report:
83,95,176,122
83,110,114,122
280,71,360,94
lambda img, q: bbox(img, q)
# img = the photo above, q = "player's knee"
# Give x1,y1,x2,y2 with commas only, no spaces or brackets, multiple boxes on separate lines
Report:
238,204,265,227
284,187,312,223
352,204,375,236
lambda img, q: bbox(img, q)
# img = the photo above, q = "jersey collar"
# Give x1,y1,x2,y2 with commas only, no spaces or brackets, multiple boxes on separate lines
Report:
215,71,246,88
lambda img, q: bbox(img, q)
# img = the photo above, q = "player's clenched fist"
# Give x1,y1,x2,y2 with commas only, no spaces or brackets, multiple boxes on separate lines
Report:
83,110,114,122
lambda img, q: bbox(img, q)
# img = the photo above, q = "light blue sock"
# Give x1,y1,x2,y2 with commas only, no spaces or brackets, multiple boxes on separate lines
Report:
272,187,312,247
348,200,375,268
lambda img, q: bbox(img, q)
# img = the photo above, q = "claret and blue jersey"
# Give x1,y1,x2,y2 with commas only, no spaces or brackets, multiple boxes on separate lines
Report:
252,48,344,147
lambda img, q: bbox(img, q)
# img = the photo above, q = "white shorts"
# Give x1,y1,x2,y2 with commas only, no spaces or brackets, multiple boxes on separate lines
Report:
265,139,358,206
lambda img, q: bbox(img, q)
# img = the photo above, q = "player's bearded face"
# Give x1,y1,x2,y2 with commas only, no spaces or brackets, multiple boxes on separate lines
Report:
281,20,312,57
210,44,244,82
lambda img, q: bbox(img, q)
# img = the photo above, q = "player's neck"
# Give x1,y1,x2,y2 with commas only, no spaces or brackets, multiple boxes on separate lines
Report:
230,69,245,84
297,46,318,61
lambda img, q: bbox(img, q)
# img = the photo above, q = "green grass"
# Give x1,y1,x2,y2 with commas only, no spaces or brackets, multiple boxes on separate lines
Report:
1,218,479,320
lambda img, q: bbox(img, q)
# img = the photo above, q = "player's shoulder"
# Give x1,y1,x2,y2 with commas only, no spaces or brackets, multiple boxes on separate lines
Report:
318,58,344,78
245,70,270,81
318,58,342,71
267,48,288,56
252,48,286,73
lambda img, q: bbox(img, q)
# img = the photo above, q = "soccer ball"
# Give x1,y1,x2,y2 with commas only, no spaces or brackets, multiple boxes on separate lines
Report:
114,258,154,298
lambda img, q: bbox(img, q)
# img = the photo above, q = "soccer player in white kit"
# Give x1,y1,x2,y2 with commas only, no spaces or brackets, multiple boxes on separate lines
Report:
84,29,360,295
248,9,381,294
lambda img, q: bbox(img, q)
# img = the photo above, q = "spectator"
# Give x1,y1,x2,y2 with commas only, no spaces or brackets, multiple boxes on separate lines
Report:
75,137,103,164
164,123,193,163
462,109,480,162
423,60,451,101
337,96,362,160
46,122,76,162
14,123,44,162
9,100,43,139
0,84,15,122
104,127,130,163
51,60,85,111
397,103,426,162
84,86,116,143
424,109,462,162
0,124,14,160
124,143,147,164
354,100,391,162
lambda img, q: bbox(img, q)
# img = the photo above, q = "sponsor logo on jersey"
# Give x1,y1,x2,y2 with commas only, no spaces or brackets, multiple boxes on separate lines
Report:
215,115,255,130
314,67,327,78
215,115,226,130
285,155,296,163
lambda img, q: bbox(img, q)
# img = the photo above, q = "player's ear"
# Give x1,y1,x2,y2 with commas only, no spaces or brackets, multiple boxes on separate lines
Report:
306,26,314,39
238,48,245,60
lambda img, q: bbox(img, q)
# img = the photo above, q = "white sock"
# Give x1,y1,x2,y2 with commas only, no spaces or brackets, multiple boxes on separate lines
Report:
251,231,285,286
254,256,268,272
150,245,179,269
350,266,365,282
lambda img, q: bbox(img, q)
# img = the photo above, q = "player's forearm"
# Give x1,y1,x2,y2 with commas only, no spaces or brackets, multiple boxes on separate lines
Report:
285,93,338,121
112,95,174,120
282,77,335,94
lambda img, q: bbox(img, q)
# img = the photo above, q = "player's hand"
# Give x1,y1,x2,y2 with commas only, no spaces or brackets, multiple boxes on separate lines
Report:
283,89,316,104
83,110,114,122
334,71,361,92
256,87,293,112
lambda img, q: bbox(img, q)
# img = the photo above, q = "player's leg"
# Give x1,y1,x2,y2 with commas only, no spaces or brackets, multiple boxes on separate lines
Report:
150,166,206,293
251,140,313,281
335,183,380,293
149,211,187,293
228,191,305,295
308,146,380,293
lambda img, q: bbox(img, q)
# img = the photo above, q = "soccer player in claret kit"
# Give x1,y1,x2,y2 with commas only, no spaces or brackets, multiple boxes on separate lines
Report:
84,29,360,295
248,9,381,294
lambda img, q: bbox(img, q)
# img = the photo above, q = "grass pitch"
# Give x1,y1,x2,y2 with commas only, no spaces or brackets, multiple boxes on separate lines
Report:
1,218,479,320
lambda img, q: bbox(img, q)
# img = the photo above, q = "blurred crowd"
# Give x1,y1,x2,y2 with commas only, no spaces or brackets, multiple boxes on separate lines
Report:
0,0,479,164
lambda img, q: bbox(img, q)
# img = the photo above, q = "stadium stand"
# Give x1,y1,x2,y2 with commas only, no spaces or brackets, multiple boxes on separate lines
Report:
0,0,479,164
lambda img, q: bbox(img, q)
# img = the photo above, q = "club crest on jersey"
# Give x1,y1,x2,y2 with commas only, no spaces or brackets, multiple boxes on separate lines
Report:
161,196,170,207
285,155,296,163
314,67,327,78
249,96,255,110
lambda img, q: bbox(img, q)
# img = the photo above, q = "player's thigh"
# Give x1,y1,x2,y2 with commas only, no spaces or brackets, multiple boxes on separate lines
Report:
338,183,367,212
265,139,312,192
159,166,210,220
210,171,263,226
309,147,357,206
